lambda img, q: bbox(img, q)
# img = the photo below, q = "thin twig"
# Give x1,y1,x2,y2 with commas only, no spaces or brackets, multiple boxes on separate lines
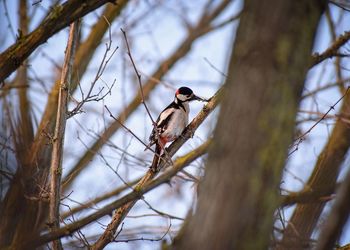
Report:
120,28,156,126
289,86,350,156
120,28,176,167
204,57,227,77
1,0,16,39
301,77,350,99
114,221,172,243
120,28,174,166
68,16,118,118
104,105,163,160
61,178,141,219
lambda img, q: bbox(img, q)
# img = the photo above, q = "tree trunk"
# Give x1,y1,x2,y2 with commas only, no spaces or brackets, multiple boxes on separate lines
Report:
173,1,324,249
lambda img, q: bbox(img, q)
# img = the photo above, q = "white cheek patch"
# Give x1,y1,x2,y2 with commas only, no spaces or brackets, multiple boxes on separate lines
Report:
177,94,189,101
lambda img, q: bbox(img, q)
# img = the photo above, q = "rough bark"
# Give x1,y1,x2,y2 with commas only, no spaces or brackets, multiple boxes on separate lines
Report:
173,1,324,249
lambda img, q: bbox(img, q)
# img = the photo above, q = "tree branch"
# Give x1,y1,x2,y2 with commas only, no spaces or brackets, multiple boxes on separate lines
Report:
48,20,80,250
281,186,336,207
311,31,350,68
61,178,141,219
29,139,211,248
15,0,34,151
315,167,350,250
31,2,128,177
0,0,119,83
281,88,350,246
90,89,220,249
61,0,235,191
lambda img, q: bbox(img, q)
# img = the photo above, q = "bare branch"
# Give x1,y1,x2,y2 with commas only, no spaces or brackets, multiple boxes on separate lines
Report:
301,77,350,99
15,0,34,152
311,31,350,68
315,167,350,250
49,20,80,250
282,84,350,248
120,28,173,165
68,17,118,118
29,139,211,248
289,87,350,156
61,178,141,219
0,0,119,83
121,28,156,125
90,89,220,250
1,0,16,39
103,105,162,159
281,186,337,207
32,2,128,172
62,1,234,191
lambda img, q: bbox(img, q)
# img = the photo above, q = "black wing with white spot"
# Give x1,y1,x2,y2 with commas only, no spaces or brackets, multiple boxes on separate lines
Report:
149,101,180,145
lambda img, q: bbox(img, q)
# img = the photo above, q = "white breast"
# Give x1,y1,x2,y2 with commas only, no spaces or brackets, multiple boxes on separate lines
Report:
162,103,189,141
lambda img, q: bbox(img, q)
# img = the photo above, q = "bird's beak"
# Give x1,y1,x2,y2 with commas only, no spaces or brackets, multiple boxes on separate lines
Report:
191,94,208,102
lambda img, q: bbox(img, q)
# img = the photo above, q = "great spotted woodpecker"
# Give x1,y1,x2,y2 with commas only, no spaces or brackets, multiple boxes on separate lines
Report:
148,86,205,171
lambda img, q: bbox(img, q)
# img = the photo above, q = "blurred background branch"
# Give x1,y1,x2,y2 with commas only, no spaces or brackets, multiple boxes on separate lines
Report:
1,0,350,249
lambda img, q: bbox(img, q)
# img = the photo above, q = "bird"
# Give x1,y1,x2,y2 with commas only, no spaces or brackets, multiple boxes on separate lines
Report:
148,86,206,172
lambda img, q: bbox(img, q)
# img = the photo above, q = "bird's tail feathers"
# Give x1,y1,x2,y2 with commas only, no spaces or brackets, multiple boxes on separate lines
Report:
150,143,161,172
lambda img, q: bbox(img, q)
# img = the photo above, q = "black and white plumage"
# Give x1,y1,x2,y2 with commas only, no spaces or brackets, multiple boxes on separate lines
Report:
148,87,205,171
149,100,188,146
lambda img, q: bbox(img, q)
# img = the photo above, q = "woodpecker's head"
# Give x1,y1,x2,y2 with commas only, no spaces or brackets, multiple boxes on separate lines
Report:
175,87,204,103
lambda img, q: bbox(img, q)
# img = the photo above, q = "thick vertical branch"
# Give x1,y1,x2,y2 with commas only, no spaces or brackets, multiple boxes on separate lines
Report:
173,1,324,249
49,21,80,250
315,167,350,250
16,0,33,153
